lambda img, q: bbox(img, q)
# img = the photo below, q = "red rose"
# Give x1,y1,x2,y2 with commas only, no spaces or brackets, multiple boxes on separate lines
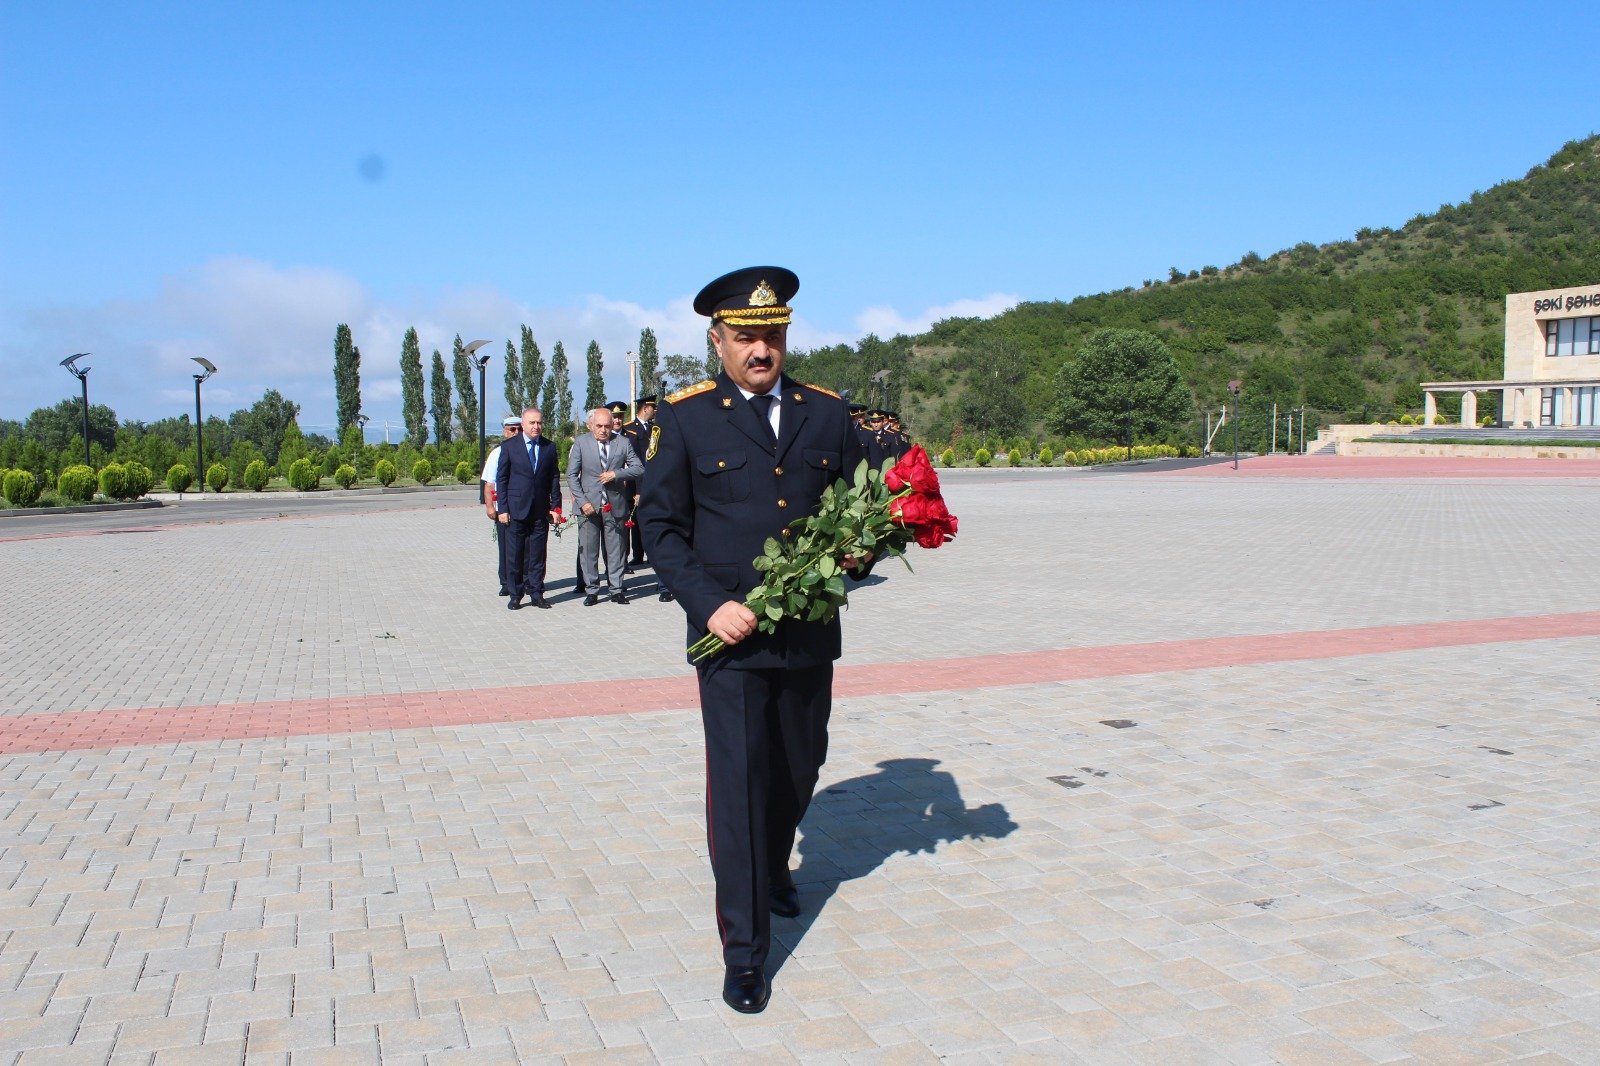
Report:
885,445,941,495
624,519,635,528
891,491,958,548
602,502,613,513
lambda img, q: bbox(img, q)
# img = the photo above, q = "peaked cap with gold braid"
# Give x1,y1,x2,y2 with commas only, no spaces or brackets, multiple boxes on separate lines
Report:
692,266,799,327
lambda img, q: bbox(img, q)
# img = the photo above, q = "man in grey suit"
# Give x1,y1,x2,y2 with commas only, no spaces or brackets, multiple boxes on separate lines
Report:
568,407,644,605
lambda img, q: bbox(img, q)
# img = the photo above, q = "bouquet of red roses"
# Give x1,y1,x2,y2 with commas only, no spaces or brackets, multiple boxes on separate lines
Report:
687,444,957,661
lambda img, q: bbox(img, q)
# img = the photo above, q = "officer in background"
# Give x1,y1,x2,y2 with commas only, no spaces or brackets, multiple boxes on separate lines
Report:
639,266,872,1015
619,395,657,571
481,416,524,596
883,411,911,459
861,408,891,471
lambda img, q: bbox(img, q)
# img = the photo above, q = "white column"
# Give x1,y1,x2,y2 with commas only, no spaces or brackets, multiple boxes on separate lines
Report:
1523,387,1541,428
1560,387,1575,427
1460,391,1477,427
1424,391,1438,426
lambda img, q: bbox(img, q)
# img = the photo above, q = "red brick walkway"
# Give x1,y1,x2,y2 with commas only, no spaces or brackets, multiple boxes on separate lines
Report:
5,611,1596,755
1167,455,1600,478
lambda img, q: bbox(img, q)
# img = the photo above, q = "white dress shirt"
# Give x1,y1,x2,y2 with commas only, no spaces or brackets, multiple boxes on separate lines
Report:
736,384,781,438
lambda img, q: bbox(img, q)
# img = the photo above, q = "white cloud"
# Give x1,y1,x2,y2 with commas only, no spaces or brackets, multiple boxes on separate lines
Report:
1,258,1016,434
853,293,1019,339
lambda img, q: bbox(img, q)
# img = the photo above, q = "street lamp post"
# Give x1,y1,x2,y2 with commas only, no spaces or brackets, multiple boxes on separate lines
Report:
464,339,491,502
59,354,92,468
192,358,217,487
627,350,637,413
355,414,369,477
1227,380,1242,470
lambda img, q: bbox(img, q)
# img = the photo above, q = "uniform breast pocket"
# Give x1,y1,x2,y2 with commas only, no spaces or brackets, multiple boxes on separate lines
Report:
803,449,841,493
694,452,751,503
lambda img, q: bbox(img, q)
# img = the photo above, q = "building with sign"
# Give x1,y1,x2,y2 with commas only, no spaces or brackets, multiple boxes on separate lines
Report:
1421,282,1600,428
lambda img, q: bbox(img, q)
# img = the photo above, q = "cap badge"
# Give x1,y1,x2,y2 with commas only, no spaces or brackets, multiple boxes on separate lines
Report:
749,280,777,307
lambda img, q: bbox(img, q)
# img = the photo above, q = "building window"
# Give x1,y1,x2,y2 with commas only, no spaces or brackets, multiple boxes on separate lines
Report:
1545,315,1600,356
1541,389,1554,425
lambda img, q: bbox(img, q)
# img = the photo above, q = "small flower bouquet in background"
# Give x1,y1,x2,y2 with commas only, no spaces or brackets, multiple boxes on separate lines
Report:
688,445,957,661
549,510,584,539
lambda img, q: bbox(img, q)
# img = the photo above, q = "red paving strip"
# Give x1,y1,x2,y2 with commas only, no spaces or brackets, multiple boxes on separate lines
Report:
1164,455,1600,478
4,611,1599,755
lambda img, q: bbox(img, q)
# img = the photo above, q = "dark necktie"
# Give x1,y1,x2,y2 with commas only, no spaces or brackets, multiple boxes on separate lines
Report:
749,394,777,445
527,439,538,467
600,441,610,466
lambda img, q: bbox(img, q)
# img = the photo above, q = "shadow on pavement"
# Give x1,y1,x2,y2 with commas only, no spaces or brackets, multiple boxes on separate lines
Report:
771,757,1018,975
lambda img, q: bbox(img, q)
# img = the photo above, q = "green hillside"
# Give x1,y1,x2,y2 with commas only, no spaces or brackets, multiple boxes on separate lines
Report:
790,135,1600,448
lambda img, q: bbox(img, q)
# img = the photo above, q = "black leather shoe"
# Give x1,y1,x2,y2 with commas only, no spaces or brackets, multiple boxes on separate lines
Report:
507,597,522,610
623,565,637,575
769,885,800,919
529,598,552,609
721,966,769,1014
583,594,600,607
498,587,511,596
611,593,630,605
658,590,674,602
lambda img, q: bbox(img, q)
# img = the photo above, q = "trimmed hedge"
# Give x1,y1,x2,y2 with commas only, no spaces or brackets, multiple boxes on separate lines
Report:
375,459,397,486
243,459,270,491
166,463,194,493
3,469,40,507
333,464,358,489
207,463,229,492
412,458,435,485
58,465,96,503
286,457,320,491
453,460,474,485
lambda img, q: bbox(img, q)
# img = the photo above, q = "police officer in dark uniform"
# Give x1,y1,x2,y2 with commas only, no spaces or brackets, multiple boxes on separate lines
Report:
638,266,872,1015
883,410,911,459
861,408,892,472
619,395,656,571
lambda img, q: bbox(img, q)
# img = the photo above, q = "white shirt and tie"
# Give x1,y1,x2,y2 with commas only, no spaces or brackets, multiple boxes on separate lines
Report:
740,386,781,442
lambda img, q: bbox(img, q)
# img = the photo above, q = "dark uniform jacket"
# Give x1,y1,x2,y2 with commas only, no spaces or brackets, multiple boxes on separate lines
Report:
619,418,651,491
639,372,871,670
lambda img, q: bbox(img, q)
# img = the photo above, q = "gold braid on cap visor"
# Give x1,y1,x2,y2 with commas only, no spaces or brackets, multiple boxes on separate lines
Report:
712,305,792,326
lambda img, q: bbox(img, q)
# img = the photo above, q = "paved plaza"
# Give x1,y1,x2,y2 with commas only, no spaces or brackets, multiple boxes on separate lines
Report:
3,458,1600,1064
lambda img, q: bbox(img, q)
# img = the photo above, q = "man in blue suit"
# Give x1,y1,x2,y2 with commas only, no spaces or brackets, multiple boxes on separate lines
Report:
495,407,562,610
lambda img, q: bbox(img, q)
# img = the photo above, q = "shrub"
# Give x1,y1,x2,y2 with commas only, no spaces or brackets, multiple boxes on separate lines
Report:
35,489,64,508
58,464,96,503
1006,447,1022,467
98,463,129,500
206,463,229,492
412,458,435,485
122,461,154,499
3,469,40,507
375,459,397,486
333,464,358,489
973,448,991,467
939,448,955,467
1479,415,1494,427
166,464,193,493
243,459,270,492
286,457,320,491
454,460,474,485
1038,446,1054,466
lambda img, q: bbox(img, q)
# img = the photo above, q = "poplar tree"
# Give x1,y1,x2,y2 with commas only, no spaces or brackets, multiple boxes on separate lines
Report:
704,332,722,378
400,327,427,447
429,350,454,445
502,340,522,417
333,323,362,432
583,340,606,413
450,334,479,442
547,341,572,434
637,327,660,396
519,326,544,416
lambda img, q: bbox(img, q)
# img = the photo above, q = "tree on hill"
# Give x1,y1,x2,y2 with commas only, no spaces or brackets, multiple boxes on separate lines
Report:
520,327,544,416
1051,329,1193,444
583,340,605,412
333,324,361,433
429,349,453,445
400,327,427,447
228,389,300,464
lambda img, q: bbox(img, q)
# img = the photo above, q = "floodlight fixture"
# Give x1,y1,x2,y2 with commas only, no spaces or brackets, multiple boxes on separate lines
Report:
464,338,491,367
60,353,93,467
465,339,492,497
191,358,219,485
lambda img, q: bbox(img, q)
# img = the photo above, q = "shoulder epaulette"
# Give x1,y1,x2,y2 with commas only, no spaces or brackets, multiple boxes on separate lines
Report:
801,382,841,400
667,380,716,404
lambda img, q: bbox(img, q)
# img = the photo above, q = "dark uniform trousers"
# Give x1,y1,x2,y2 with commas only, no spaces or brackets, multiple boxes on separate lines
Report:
496,518,510,591
638,372,871,973
699,661,831,968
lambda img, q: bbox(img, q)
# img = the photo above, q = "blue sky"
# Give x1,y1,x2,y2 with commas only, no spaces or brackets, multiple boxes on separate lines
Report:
3,1,1596,435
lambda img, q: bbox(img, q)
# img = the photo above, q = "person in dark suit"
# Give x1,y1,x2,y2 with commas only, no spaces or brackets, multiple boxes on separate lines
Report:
495,407,562,610
637,266,872,1015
